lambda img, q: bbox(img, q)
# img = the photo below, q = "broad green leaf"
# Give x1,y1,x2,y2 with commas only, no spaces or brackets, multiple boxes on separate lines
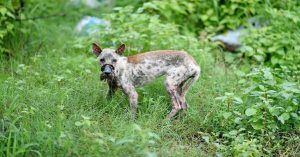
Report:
258,85,265,91
251,121,263,130
263,69,274,80
75,121,83,126
224,53,235,63
6,11,15,19
254,55,264,62
267,123,278,130
242,46,254,56
268,107,281,116
286,106,293,112
234,117,241,124
215,96,226,102
278,113,290,124
223,112,232,119
291,113,299,119
228,130,238,136
233,97,243,104
268,45,280,53
245,108,257,116
0,7,7,15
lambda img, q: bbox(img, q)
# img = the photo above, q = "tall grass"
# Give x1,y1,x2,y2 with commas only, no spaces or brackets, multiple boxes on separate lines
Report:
0,8,241,156
1,1,299,156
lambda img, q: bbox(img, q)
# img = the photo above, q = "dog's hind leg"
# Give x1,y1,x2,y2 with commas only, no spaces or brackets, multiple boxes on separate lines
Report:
165,78,182,119
178,78,193,110
178,79,189,110
178,68,201,110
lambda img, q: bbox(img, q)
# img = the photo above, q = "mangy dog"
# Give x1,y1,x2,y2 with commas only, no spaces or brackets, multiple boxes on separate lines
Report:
92,43,200,119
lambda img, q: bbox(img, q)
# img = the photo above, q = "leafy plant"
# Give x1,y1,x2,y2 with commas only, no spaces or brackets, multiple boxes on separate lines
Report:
73,6,201,57
142,0,263,33
0,1,16,55
241,68,299,131
232,138,262,157
215,67,300,154
218,68,300,132
240,5,300,69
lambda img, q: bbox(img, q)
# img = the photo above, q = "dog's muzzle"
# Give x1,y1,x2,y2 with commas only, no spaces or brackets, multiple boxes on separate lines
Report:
101,64,114,75
100,64,115,80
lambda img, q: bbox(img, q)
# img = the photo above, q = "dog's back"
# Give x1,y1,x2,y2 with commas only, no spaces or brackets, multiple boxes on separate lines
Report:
128,50,196,65
126,50,200,88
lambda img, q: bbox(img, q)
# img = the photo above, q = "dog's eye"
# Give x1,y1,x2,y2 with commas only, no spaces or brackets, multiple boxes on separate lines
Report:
100,58,105,62
112,59,117,63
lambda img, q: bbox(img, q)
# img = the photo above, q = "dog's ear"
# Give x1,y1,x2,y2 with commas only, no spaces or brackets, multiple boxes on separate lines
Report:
92,43,102,56
116,44,125,55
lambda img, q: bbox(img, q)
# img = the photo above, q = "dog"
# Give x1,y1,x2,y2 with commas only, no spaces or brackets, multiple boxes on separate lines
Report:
92,43,200,119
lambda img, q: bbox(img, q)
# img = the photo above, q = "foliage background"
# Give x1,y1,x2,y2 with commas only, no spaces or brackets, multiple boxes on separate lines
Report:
0,0,299,156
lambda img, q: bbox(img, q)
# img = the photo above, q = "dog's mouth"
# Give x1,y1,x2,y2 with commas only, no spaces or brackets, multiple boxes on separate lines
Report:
100,64,115,81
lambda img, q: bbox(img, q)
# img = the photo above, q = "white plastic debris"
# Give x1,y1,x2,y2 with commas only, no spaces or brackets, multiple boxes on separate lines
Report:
75,16,110,36
210,27,245,51
210,18,264,51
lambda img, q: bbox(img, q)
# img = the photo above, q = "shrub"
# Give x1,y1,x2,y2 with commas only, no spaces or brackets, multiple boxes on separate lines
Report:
73,6,202,57
215,67,300,154
141,0,300,71
142,0,264,33
240,6,300,69
218,68,300,133
0,1,17,56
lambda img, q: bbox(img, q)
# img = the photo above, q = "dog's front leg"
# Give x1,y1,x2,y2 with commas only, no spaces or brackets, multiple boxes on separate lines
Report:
122,84,138,119
107,83,117,100
106,87,116,100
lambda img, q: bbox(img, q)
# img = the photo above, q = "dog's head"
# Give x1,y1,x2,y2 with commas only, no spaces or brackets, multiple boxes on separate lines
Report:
92,43,125,81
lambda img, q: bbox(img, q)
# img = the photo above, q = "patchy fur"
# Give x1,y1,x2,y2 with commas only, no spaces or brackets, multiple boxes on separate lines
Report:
92,43,200,119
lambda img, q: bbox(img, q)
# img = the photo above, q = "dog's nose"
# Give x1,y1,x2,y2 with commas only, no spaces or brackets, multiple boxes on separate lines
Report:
102,64,112,75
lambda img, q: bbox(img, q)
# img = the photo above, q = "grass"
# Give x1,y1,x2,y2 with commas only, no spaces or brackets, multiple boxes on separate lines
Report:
0,9,242,156
2,0,300,156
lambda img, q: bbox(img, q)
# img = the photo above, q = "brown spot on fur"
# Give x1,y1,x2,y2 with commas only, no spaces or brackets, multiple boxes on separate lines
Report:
127,50,196,64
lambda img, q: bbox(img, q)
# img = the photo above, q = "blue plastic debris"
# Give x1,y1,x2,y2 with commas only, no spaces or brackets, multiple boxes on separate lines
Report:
75,16,110,36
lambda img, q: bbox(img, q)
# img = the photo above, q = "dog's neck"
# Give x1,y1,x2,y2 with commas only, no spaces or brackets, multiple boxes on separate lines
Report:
107,76,117,84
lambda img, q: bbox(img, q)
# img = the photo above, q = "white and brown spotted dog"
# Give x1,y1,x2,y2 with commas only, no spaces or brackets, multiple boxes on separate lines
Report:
92,43,200,119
